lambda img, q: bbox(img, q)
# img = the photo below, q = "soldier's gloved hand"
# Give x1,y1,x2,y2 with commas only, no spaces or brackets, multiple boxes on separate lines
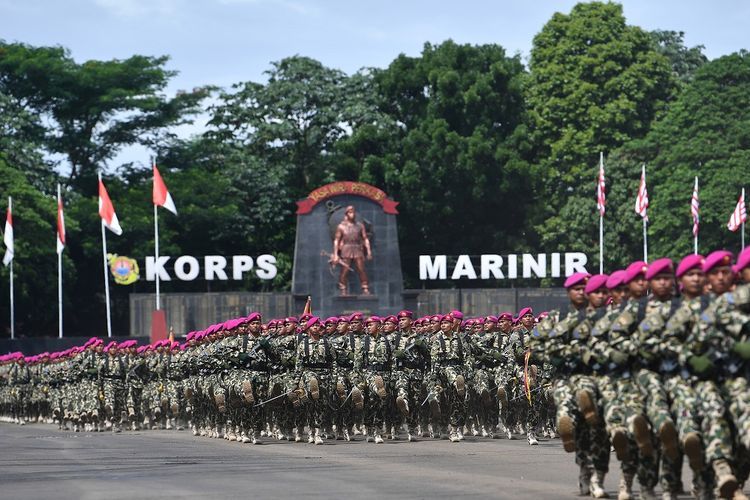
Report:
731,341,750,360
394,349,406,359
688,355,713,374
609,350,628,365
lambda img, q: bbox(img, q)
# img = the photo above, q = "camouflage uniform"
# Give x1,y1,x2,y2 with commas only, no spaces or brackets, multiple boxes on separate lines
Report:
392,328,430,439
589,300,659,493
355,333,393,441
467,329,508,437
330,331,359,440
428,331,467,441
268,333,301,440
99,351,127,431
295,333,335,442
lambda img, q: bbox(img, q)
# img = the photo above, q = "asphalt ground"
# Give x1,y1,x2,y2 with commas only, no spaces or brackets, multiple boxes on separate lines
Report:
0,423,734,500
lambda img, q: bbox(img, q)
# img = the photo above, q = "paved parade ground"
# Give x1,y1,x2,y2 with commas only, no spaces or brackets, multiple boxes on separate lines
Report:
0,423,719,500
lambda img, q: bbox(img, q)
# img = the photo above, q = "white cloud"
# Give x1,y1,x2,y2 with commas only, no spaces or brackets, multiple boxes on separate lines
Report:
214,0,320,16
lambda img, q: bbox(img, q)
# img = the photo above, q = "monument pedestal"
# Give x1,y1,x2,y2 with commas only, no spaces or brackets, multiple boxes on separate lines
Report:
332,295,379,317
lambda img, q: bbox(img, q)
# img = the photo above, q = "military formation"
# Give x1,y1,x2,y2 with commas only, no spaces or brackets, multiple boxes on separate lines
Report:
1,248,750,500
531,248,750,500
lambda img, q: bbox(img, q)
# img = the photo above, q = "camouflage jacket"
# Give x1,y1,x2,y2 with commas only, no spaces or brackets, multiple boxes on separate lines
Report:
355,334,392,372
429,332,466,373
296,335,335,372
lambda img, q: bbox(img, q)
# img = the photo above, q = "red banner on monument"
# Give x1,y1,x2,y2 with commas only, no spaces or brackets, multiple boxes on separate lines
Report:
296,181,399,215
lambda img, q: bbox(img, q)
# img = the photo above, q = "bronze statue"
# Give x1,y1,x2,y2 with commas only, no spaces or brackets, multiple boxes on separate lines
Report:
332,205,372,295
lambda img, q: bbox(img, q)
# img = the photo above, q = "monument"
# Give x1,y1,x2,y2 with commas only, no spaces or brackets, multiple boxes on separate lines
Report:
292,181,404,318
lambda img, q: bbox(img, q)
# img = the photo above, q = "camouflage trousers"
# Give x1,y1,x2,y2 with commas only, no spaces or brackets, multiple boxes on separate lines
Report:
723,376,750,450
596,373,659,489
299,369,330,430
330,368,357,434
510,364,542,432
101,378,126,420
267,371,301,436
694,379,734,464
224,369,268,434
553,374,610,473
356,369,390,433
471,367,499,431
393,368,427,433
165,380,186,421
428,365,466,429
636,368,682,493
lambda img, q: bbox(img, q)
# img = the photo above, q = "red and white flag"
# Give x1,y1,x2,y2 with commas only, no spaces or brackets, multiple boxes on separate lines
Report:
57,184,66,254
3,197,13,266
596,152,606,216
728,188,747,232
98,174,122,235
153,163,177,215
691,177,700,237
635,164,649,222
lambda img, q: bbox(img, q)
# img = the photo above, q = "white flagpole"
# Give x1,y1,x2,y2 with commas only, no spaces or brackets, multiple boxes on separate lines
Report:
8,196,14,340
100,200,113,338
643,218,648,262
694,177,698,255
599,214,604,274
153,157,161,311
58,184,63,339
154,203,160,310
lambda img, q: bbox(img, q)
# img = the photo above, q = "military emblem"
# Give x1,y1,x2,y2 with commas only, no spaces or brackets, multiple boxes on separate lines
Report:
108,253,140,285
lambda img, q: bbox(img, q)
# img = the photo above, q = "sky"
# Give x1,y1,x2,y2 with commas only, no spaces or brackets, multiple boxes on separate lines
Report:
2,0,749,168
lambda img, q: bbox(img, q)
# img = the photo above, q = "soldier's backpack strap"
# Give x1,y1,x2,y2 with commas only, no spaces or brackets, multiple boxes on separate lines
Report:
700,295,711,312
364,335,371,365
349,332,355,351
384,335,392,359
104,355,109,373
304,336,310,360
324,338,331,360
669,297,682,317
457,335,464,360
439,335,447,353
242,334,249,353
394,333,402,351
636,297,650,326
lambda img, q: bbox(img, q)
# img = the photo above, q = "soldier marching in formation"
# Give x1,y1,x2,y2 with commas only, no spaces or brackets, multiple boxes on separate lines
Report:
2,248,750,499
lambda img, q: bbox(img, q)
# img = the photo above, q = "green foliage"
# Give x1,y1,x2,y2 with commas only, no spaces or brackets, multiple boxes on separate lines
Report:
0,41,211,194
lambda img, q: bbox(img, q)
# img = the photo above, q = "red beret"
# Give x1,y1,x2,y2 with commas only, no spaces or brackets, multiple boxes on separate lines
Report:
383,315,398,324
564,272,590,289
734,247,750,273
645,258,674,280
485,315,498,323
624,261,649,284
324,316,338,325
450,310,464,320
365,315,382,324
703,250,733,273
676,254,705,278
349,312,364,322
605,270,626,289
517,307,534,319
474,317,485,324
285,316,299,324
397,310,413,319
585,274,609,293
305,316,322,329
337,315,349,323
498,312,513,321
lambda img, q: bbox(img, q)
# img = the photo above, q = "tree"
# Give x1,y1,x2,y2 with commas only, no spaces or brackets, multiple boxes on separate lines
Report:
0,41,210,194
372,41,535,285
623,51,750,260
527,2,677,256
649,30,708,84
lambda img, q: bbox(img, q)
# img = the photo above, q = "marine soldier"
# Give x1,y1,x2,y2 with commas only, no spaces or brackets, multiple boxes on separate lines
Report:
428,313,467,443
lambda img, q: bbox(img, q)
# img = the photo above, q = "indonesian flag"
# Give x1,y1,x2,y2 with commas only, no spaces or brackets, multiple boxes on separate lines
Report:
3,197,13,266
728,188,747,232
98,174,122,235
57,184,66,254
596,152,606,216
691,177,700,237
153,163,177,215
635,164,649,222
